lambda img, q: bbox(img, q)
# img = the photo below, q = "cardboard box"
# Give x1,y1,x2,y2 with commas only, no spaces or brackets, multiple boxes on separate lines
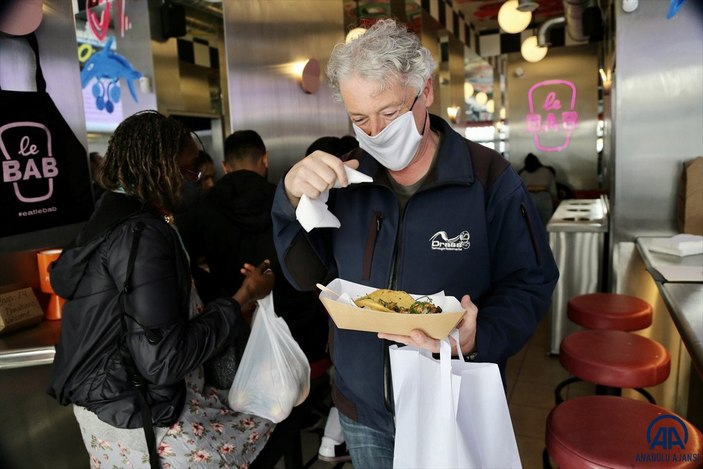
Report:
677,156,703,235
319,278,464,339
0,287,43,336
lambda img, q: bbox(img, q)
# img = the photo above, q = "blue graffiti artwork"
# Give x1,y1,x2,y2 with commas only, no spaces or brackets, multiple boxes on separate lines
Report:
666,0,686,19
80,36,142,113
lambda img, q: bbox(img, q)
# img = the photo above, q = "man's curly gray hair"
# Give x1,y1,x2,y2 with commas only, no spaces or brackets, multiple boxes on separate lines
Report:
327,19,437,102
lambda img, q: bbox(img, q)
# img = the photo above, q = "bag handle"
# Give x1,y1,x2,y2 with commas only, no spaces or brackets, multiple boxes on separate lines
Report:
439,329,464,376
117,222,161,469
0,33,47,92
439,327,466,362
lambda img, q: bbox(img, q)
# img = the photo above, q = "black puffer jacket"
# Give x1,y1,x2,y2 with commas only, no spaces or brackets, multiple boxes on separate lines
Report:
47,192,243,429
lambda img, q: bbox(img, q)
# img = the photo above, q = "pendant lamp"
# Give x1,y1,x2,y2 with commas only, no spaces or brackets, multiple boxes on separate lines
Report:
498,0,532,34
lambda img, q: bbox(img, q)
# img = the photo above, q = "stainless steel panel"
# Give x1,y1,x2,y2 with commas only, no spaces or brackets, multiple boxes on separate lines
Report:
547,198,607,354
223,0,349,184
0,347,55,370
613,243,685,413
611,0,703,246
547,230,604,354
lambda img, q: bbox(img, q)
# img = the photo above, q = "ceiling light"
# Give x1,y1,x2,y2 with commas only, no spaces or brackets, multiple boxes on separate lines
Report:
486,99,495,114
345,27,367,43
447,106,461,123
475,91,488,106
498,0,532,34
521,35,548,62
464,82,474,99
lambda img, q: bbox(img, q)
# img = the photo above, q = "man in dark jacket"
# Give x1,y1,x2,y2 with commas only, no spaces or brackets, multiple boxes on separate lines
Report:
176,130,328,364
272,19,559,468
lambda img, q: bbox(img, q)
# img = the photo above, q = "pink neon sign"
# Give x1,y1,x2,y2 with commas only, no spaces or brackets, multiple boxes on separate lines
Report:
526,79,579,152
86,0,132,41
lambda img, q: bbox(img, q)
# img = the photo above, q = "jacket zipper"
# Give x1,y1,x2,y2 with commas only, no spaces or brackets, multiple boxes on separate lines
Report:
520,203,542,266
362,211,383,280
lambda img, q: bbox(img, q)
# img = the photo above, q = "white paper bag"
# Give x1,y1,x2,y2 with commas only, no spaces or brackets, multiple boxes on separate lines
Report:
228,293,310,423
390,330,521,468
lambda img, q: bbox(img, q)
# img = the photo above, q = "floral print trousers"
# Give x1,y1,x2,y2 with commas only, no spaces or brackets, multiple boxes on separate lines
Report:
77,366,275,469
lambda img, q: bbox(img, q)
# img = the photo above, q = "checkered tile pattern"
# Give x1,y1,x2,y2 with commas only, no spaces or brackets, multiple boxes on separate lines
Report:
421,0,480,55
177,35,219,69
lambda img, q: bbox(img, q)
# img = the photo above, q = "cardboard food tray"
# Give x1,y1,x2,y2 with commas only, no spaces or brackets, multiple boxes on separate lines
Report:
319,278,464,339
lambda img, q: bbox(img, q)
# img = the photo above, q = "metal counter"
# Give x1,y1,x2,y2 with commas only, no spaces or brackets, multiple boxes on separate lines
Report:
547,198,609,354
636,237,703,378
0,321,87,468
0,320,59,369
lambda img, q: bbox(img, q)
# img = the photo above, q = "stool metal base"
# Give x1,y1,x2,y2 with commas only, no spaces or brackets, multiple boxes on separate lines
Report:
554,376,657,405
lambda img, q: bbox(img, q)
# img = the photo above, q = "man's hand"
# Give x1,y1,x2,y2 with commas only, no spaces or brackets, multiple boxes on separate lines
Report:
283,151,360,207
377,295,478,356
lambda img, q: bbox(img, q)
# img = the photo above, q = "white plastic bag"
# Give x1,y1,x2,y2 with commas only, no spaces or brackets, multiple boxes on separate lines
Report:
390,330,521,468
228,293,310,423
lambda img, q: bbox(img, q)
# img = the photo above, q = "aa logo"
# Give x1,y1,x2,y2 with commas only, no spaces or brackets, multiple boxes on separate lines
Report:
647,414,688,450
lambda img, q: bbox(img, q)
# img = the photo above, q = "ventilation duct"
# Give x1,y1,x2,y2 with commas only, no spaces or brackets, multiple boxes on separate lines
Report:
537,0,602,46
562,0,598,42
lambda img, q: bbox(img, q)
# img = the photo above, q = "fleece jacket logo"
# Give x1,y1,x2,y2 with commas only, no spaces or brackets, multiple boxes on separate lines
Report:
429,230,471,251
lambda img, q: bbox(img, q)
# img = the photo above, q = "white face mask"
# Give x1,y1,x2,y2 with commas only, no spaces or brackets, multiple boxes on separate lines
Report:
352,99,424,171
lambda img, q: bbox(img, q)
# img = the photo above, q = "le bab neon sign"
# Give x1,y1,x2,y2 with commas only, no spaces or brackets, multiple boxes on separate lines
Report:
526,79,579,152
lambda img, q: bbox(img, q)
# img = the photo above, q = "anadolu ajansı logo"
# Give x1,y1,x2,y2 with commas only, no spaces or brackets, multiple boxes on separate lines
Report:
634,414,701,464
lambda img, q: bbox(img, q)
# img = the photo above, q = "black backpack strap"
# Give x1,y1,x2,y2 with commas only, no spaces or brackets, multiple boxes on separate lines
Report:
464,139,510,193
117,222,160,469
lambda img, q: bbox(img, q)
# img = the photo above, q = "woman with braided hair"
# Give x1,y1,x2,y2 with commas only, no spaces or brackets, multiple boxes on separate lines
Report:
48,110,276,468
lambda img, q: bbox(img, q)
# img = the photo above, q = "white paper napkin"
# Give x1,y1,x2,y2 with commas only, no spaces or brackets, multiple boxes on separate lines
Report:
296,166,372,232
649,234,703,257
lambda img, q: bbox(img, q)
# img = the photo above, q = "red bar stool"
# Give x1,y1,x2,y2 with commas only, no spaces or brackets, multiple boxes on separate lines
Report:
555,293,658,404
568,292,653,331
546,395,703,469
555,329,670,404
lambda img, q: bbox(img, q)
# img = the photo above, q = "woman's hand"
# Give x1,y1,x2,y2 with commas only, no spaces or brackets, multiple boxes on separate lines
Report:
377,295,478,356
232,260,274,308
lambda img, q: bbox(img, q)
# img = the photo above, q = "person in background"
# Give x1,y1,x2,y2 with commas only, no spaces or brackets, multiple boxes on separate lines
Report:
272,19,559,468
88,151,103,176
47,110,276,468
305,135,359,159
177,149,216,213
88,151,106,201
518,152,558,226
175,129,330,467
196,149,217,193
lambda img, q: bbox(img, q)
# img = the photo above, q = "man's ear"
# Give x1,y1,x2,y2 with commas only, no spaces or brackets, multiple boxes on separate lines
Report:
423,77,434,108
262,153,269,169
222,160,231,173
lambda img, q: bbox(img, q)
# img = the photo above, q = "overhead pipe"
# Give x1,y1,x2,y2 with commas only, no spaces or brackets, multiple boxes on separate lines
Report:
537,16,566,47
537,0,598,47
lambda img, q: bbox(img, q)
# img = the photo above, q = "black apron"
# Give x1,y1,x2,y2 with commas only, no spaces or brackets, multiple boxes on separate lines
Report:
0,33,93,237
